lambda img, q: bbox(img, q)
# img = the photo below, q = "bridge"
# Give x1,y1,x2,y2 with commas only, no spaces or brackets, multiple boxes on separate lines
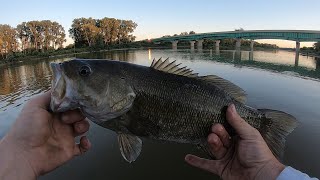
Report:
151,30,320,62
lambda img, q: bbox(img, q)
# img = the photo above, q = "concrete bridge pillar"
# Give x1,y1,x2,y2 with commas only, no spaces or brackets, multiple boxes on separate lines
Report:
295,41,300,66
249,51,254,61
215,40,220,55
172,41,178,50
190,41,195,50
197,39,204,50
250,40,254,51
235,38,241,51
215,40,220,51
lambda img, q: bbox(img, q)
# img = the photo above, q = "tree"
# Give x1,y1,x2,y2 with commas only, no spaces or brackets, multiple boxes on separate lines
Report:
162,35,171,38
119,20,137,43
180,32,188,36
16,22,30,53
81,18,100,47
189,31,196,34
0,24,18,58
69,18,86,46
235,28,244,31
69,17,138,47
17,20,66,51
69,17,100,47
26,21,41,49
51,22,66,49
98,17,113,45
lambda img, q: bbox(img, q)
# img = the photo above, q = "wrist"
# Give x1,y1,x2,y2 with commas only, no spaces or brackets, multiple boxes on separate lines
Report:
255,158,285,180
0,136,37,180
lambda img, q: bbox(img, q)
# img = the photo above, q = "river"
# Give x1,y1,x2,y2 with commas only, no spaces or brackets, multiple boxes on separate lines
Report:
0,49,320,179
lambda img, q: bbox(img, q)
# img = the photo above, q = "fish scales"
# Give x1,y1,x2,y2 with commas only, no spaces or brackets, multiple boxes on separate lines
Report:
50,59,298,163
121,64,259,143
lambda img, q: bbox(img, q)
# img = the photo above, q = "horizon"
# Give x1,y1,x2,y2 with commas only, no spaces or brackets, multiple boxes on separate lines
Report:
1,0,319,48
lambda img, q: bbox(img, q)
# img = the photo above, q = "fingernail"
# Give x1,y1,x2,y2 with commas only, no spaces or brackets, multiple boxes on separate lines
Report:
218,126,224,133
186,155,193,162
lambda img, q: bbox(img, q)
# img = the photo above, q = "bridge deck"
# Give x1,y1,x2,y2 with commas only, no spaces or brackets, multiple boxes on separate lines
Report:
152,30,320,42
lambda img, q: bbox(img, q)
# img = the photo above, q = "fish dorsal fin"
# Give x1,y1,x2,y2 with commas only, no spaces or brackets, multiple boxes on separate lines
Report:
150,58,246,102
150,58,199,78
118,133,142,163
199,75,247,103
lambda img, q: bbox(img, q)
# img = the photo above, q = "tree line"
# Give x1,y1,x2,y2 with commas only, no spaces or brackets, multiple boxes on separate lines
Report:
0,17,138,60
69,17,137,47
0,20,66,59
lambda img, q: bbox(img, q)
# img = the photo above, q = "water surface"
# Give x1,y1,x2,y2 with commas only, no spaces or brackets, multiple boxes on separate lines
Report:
0,49,320,179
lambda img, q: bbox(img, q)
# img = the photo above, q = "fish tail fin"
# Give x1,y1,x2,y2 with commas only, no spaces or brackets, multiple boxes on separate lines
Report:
258,109,298,160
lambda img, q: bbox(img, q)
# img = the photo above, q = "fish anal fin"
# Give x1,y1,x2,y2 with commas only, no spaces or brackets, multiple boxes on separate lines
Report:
117,133,142,163
199,75,247,103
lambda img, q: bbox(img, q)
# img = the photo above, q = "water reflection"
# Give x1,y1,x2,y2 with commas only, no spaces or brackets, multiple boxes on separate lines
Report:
1,49,320,179
207,49,320,80
76,50,137,62
1,49,319,111
148,49,152,60
249,50,253,61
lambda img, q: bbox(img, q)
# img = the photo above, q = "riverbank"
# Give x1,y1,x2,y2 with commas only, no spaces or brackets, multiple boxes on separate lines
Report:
0,41,169,66
0,42,283,67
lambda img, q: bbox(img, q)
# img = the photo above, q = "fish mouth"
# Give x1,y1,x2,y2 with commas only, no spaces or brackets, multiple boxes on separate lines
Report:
50,62,76,112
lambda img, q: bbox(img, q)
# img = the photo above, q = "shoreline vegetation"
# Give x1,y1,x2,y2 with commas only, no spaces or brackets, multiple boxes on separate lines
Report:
0,17,319,66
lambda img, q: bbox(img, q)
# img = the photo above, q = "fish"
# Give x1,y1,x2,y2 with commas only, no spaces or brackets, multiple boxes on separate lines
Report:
50,58,298,163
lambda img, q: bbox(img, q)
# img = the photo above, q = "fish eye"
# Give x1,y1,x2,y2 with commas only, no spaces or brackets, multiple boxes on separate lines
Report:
79,65,92,77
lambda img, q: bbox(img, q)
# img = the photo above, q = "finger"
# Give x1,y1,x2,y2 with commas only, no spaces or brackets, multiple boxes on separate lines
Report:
207,133,227,159
73,120,90,136
61,109,86,124
27,90,51,109
74,136,91,156
211,124,231,148
226,104,255,137
185,154,220,175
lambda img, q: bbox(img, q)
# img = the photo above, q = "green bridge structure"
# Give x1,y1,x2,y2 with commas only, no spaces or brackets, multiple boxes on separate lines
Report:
151,30,320,62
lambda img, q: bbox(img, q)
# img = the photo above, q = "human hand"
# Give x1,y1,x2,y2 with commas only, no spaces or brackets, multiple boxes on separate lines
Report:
0,91,91,179
185,104,285,180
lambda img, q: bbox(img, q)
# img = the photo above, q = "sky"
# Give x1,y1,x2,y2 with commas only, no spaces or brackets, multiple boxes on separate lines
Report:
1,0,320,48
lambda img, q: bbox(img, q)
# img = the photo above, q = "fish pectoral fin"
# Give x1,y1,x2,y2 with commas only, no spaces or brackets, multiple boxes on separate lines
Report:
117,133,142,163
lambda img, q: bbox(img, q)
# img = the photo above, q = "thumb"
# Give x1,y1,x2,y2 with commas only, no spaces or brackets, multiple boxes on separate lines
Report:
185,154,221,175
226,104,255,137
27,90,51,109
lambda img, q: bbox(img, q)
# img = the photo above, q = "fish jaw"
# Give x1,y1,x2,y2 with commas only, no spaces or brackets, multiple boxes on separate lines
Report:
50,62,78,112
